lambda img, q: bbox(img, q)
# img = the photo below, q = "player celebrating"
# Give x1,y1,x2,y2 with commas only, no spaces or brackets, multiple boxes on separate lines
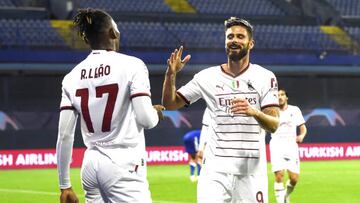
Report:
56,8,164,203
270,88,307,203
162,17,280,203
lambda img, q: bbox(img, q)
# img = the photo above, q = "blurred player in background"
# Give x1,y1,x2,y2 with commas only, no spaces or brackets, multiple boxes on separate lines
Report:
56,8,164,203
183,129,201,182
197,108,210,165
162,17,279,203
183,108,210,182
270,88,307,203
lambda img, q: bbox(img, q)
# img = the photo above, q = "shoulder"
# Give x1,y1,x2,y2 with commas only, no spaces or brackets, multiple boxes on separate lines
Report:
288,105,302,113
249,63,275,77
114,52,146,66
61,62,83,86
111,53,148,76
194,65,220,78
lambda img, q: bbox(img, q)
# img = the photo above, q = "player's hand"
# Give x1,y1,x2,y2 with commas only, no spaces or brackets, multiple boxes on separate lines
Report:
60,188,79,203
166,46,191,75
296,135,305,144
153,105,165,121
196,150,204,163
231,98,258,116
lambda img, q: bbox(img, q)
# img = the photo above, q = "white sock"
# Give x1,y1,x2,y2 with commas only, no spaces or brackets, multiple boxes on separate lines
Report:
285,180,295,197
274,182,285,203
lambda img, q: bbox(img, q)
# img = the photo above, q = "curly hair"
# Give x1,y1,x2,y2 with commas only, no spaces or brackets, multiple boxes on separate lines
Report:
73,8,112,43
224,17,253,39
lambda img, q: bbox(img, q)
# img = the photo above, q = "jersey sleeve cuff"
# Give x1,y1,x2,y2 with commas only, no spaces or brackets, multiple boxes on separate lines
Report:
59,184,72,190
176,91,190,107
130,93,151,99
60,106,75,111
261,104,279,110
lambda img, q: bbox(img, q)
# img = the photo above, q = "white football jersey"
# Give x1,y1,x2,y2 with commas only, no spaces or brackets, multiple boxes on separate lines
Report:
271,105,305,144
199,108,211,149
178,63,279,175
60,50,151,149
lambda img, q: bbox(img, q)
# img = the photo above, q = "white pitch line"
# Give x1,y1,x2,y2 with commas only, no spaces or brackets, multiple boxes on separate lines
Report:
0,188,84,197
0,188,58,196
0,188,183,202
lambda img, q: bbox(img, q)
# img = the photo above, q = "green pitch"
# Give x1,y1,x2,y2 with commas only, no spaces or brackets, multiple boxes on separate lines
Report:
0,160,359,203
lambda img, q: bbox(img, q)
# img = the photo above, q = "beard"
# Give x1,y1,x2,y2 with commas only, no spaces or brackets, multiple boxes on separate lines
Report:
226,43,249,61
279,100,285,108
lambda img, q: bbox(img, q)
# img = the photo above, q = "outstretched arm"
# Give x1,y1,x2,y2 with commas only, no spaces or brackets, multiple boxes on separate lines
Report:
56,109,79,203
132,96,164,129
231,98,279,133
162,46,191,110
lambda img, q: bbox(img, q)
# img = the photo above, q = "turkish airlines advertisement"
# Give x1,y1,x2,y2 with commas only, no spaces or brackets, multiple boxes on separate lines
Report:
1,143,360,169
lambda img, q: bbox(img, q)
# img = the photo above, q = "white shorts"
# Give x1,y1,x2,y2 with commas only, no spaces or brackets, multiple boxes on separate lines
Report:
81,149,152,203
270,140,300,174
197,168,268,203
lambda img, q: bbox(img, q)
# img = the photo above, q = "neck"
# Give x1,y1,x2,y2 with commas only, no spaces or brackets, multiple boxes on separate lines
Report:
225,56,249,76
91,41,115,51
280,103,288,110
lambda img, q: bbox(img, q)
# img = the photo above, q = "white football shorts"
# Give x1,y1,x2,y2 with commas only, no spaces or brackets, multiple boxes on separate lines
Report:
270,140,300,174
80,149,152,203
197,168,268,203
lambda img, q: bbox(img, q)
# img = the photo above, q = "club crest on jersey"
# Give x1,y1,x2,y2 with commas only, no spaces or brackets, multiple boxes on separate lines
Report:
247,80,255,91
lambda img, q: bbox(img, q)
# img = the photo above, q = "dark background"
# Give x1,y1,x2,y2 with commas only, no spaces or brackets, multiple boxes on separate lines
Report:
1,71,360,150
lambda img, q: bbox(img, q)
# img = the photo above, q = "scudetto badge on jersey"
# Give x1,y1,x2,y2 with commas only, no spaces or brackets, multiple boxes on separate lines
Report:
232,80,240,89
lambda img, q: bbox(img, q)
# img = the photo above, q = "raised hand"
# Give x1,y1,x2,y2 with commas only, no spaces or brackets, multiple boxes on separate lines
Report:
153,105,166,121
166,46,191,75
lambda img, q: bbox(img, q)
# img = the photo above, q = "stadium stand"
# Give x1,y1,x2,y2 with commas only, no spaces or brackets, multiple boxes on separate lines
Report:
0,19,349,52
119,21,178,49
0,0,359,65
74,0,172,13
0,0,14,7
188,0,286,16
0,19,66,48
346,27,360,41
325,0,360,17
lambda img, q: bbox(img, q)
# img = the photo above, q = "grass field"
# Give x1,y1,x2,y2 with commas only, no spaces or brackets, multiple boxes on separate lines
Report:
0,160,359,203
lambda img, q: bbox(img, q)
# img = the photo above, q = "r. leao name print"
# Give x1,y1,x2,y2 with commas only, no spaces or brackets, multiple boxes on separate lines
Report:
81,64,111,80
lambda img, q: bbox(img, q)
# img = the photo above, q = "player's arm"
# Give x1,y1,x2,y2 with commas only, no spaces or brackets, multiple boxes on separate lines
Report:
231,99,279,133
132,96,165,129
296,123,307,143
197,124,208,162
162,46,191,110
56,109,79,203
257,106,280,133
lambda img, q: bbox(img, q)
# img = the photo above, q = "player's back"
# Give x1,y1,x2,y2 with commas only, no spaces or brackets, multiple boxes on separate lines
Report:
61,50,151,148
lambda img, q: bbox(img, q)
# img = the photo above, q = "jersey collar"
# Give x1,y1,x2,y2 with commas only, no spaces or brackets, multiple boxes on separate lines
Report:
220,63,250,78
91,50,115,54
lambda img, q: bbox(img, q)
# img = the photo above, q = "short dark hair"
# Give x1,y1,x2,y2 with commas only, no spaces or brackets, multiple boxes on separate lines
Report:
224,17,253,39
278,87,288,97
73,8,112,44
